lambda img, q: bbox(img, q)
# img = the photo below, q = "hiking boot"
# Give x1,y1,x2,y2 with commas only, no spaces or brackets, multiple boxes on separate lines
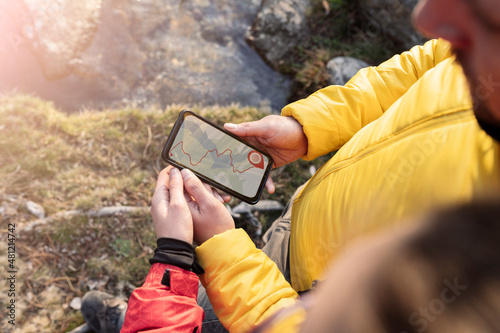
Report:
81,291,127,333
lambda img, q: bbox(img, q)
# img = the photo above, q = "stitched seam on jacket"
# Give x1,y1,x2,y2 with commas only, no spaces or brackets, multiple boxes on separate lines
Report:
313,93,341,153
295,106,474,200
203,245,260,287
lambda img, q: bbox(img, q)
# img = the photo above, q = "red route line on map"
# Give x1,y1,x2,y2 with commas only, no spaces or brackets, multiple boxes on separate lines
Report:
170,141,255,174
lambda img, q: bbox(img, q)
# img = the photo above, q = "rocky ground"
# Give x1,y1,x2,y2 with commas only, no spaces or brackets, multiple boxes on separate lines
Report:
0,1,427,331
0,95,333,332
0,0,424,113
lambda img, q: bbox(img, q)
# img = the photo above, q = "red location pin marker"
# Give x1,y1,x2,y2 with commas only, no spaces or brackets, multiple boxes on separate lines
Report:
248,150,265,169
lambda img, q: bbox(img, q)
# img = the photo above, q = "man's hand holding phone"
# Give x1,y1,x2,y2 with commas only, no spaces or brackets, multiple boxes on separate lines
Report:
153,111,308,245
161,111,307,204
162,111,274,204
224,115,307,168
224,115,308,194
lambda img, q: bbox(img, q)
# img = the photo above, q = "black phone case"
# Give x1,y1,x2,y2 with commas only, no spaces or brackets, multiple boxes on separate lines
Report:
161,110,273,204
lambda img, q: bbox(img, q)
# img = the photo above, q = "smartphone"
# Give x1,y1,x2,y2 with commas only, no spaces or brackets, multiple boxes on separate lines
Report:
161,110,273,204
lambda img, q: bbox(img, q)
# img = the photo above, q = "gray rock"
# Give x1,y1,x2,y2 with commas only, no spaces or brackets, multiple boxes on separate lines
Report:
86,277,109,290
1,0,291,112
326,56,369,86
230,199,285,247
25,200,45,219
90,206,149,217
0,0,424,112
230,202,262,244
357,0,427,50
69,297,82,310
309,165,316,176
246,0,312,69
232,201,252,214
25,0,102,79
233,200,284,213
252,200,284,212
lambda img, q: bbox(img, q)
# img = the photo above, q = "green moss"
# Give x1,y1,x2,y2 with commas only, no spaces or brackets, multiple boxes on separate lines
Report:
52,216,89,245
4,94,331,332
111,238,132,257
62,313,86,332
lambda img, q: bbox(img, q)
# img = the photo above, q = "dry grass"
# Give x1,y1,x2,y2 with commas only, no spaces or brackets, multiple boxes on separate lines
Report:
0,2,412,330
284,0,404,102
0,94,328,332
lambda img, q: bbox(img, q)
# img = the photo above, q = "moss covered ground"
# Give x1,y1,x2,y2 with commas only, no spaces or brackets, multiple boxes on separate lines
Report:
0,1,410,330
0,94,333,332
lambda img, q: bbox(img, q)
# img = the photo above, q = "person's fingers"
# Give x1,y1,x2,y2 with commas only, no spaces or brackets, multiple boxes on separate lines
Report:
201,183,223,203
151,167,173,210
265,175,275,194
221,193,232,203
168,168,185,204
224,116,274,138
202,182,212,193
154,166,173,193
181,169,213,206
184,191,194,204
199,183,224,203
211,187,225,203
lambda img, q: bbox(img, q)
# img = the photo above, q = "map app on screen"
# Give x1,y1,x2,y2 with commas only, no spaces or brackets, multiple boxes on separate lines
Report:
168,114,271,198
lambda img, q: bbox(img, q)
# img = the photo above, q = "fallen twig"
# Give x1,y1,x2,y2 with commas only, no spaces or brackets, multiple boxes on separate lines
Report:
19,206,150,232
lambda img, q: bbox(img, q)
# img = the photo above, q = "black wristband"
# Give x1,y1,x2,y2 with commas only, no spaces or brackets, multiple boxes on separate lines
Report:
149,238,205,274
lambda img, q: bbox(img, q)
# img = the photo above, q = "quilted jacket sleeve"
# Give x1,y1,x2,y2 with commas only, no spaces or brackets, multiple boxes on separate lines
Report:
282,38,453,160
196,229,299,333
121,263,204,333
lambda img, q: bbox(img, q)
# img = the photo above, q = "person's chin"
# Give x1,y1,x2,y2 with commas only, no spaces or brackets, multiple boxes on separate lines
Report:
452,48,500,141
468,77,500,130
474,107,500,142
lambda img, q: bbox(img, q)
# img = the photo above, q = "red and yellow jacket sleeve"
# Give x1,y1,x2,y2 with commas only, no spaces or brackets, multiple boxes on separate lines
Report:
196,229,299,333
282,38,453,160
121,263,204,333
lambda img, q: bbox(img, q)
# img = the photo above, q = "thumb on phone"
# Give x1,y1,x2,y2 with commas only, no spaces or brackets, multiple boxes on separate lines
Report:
181,168,235,244
181,169,213,207
224,118,273,138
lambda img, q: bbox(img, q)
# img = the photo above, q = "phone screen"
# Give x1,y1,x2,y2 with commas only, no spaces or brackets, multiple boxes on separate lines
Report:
162,111,273,204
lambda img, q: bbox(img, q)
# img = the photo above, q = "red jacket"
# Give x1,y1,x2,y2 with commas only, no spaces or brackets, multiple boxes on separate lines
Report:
121,263,204,333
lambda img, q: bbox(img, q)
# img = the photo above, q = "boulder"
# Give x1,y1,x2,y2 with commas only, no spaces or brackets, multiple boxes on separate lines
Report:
25,0,102,79
326,56,369,86
0,0,426,112
357,0,427,49
26,200,45,219
246,0,312,69
0,0,291,112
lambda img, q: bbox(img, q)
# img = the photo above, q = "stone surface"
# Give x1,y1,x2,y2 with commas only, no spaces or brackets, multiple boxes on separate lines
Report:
25,0,102,79
25,200,45,219
326,56,370,86
357,0,427,50
229,202,263,246
246,0,312,69
251,199,284,212
0,0,291,112
233,199,284,213
69,297,82,310
0,0,424,112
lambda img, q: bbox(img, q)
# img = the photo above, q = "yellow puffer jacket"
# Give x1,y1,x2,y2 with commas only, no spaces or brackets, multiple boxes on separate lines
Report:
195,38,500,332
